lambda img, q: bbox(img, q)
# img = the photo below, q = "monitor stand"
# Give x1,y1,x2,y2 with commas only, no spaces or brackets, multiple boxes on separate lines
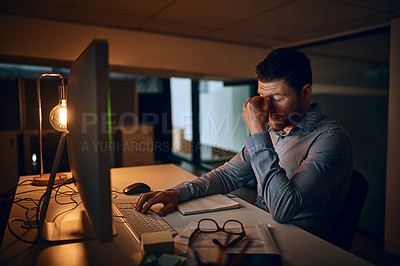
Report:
42,210,117,242
38,131,117,243
43,211,97,242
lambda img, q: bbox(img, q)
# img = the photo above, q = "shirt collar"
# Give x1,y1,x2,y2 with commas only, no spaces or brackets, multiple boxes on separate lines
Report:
294,103,324,132
267,103,325,135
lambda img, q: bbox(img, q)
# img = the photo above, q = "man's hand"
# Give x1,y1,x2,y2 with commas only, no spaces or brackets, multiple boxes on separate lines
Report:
243,96,269,135
135,190,180,216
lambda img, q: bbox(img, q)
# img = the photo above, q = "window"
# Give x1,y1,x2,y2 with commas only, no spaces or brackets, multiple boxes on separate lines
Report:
170,77,253,169
170,77,193,161
199,81,250,166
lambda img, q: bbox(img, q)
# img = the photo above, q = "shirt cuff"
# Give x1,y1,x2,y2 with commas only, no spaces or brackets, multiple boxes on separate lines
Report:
244,131,273,156
169,181,192,202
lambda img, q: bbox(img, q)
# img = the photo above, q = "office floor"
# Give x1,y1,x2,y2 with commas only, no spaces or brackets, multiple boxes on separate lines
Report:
176,161,400,266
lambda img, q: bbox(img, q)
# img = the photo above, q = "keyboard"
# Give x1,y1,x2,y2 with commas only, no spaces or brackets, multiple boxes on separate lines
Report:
112,195,178,242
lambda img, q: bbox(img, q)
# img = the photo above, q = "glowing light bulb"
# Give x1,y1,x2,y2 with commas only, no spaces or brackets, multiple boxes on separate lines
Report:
49,99,68,132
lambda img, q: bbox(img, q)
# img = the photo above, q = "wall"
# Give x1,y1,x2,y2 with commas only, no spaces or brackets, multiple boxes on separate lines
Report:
311,93,387,238
301,33,390,241
0,14,267,81
385,17,400,256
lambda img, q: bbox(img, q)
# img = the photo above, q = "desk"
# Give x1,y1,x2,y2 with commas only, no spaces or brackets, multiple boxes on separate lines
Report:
1,164,371,265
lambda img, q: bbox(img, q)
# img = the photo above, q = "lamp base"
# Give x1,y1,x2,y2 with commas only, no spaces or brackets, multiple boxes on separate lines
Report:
32,173,68,186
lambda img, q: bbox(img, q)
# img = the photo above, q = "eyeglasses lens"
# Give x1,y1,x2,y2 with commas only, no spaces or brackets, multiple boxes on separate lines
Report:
224,221,243,234
199,219,218,232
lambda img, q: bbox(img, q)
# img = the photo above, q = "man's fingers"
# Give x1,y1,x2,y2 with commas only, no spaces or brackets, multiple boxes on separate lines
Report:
136,191,158,212
243,95,269,135
244,97,254,107
243,97,265,115
141,192,164,213
261,97,269,112
141,199,154,214
252,96,266,106
157,202,177,216
135,190,180,215
244,96,265,108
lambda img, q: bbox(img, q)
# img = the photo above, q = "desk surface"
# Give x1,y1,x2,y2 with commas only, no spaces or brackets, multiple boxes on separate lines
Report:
1,164,371,265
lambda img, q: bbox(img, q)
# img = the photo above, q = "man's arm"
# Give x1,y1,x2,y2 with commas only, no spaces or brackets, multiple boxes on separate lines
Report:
171,149,256,202
136,149,256,215
245,129,353,222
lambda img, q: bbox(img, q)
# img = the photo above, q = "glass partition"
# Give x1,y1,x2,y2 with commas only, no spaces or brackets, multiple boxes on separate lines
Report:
199,80,250,167
170,77,193,161
298,30,389,241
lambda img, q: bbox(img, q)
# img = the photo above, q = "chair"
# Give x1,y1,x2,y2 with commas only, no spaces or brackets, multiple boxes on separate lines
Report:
331,169,369,250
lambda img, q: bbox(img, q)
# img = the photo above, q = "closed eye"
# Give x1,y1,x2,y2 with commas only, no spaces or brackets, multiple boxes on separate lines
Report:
270,96,282,102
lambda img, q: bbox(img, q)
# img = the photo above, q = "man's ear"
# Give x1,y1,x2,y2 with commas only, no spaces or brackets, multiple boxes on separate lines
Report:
301,84,312,102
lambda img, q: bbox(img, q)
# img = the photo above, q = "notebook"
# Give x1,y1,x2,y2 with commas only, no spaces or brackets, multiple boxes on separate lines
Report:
177,194,239,215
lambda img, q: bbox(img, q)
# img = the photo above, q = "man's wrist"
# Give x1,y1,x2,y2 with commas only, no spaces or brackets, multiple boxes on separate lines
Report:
168,186,190,202
250,128,266,135
169,189,181,202
245,131,274,155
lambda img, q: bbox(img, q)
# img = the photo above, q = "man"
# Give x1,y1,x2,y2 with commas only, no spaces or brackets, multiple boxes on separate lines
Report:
136,48,353,240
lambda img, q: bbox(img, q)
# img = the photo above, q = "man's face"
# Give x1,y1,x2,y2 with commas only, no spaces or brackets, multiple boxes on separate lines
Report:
257,79,310,131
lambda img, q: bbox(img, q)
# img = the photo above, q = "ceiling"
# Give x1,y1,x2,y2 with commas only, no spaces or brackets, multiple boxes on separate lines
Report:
1,0,399,50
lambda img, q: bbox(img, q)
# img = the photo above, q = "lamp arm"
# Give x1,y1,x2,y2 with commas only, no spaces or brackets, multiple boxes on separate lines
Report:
36,73,66,178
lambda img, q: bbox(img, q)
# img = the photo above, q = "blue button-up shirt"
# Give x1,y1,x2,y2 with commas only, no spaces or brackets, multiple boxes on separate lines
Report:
172,103,353,239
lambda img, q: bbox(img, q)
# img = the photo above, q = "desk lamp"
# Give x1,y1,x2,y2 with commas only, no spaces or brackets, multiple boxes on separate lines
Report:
33,73,68,186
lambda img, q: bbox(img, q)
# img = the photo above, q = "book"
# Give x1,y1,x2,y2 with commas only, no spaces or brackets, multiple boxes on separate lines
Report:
177,194,239,215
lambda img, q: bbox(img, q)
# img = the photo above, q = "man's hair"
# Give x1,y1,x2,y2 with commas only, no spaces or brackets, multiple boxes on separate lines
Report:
255,48,312,93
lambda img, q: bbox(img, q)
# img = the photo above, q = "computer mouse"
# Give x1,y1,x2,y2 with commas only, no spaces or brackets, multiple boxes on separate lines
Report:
123,182,151,195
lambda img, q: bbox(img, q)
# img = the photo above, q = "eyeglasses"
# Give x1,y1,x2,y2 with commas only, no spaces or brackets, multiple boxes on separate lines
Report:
188,218,246,249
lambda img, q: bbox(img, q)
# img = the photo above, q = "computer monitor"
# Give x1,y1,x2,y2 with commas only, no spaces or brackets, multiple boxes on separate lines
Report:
39,39,114,243
67,39,113,242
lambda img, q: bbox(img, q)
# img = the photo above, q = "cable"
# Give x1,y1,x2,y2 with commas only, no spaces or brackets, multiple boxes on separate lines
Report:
7,218,39,244
54,183,78,205
52,183,81,222
3,190,40,243
36,178,76,230
6,176,76,244
23,207,38,229
0,179,33,206
12,198,39,210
